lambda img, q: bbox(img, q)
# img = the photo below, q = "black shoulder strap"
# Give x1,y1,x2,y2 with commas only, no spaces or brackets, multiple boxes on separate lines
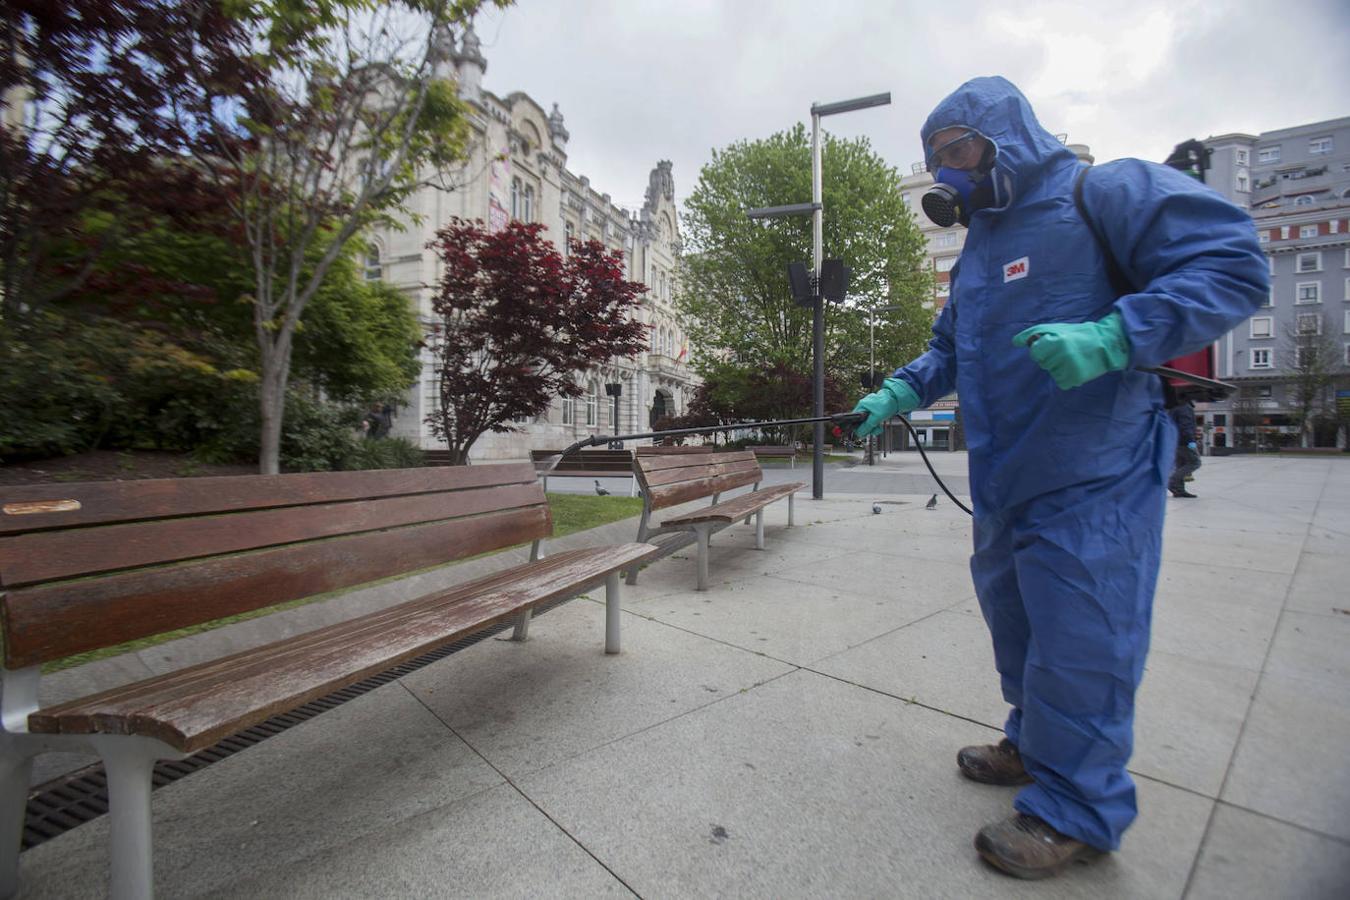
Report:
1073,167,1136,298
1074,168,1180,407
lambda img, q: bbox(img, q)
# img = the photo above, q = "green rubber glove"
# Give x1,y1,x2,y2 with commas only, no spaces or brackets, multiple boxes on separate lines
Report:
852,377,920,438
1012,311,1131,390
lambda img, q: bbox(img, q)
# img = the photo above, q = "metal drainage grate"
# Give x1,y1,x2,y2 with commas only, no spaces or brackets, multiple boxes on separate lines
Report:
22,595,576,851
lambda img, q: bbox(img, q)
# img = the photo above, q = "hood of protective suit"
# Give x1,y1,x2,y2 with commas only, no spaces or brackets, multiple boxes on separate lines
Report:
921,77,1078,212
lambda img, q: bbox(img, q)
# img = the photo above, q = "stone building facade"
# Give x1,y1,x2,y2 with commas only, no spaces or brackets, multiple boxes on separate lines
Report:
370,26,697,460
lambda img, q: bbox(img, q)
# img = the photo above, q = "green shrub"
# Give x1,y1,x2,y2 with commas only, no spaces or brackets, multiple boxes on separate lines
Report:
341,437,425,470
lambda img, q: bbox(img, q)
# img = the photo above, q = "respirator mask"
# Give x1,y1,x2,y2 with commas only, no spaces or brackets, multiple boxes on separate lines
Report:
920,128,996,228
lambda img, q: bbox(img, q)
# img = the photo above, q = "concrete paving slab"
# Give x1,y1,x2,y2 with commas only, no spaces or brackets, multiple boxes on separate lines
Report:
1149,560,1288,671
203,783,634,899
1132,650,1259,797
1263,610,1350,685
1187,803,1350,900
17,684,502,899
810,609,1006,729
764,548,975,614
630,570,960,670
517,669,1213,899
1160,522,1305,576
1223,668,1350,842
401,599,793,779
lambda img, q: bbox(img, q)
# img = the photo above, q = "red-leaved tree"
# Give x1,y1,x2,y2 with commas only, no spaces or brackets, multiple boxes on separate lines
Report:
426,219,649,464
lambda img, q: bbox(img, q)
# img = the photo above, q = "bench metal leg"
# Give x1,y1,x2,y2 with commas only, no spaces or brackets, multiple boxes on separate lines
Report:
755,510,765,549
788,493,795,527
511,608,532,642
605,572,621,654
0,753,32,899
625,507,651,586
96,737,163,900
694,525,712,591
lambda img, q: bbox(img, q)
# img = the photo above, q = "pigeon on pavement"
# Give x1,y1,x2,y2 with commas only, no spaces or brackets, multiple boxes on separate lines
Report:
594,480,610,496
872,503,882,515
925,494,938,510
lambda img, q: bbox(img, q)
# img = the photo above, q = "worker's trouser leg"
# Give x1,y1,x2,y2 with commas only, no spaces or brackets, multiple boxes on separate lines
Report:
970,460,1166,852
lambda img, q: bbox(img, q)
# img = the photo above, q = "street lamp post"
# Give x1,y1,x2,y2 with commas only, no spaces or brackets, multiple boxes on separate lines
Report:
748,91,890,500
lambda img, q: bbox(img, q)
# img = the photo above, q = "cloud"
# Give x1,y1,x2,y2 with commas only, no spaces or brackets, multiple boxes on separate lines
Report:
476,0,1350,213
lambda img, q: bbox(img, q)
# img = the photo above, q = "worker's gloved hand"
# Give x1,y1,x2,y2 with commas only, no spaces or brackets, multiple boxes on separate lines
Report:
853,377,920,438
1012,311,1131,390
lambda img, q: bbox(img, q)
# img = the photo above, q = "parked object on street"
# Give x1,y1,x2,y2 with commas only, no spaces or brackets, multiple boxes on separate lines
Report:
627,450,804,591
0,466,654,899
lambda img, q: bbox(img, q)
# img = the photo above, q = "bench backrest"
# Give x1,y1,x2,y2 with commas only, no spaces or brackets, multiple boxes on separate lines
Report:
634,445,715,457
633,450,762,512
529,449,633,472
0,465,549,669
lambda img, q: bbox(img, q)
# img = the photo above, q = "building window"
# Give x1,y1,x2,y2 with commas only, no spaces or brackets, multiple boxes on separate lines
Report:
1257,146,1281,164
1345,277,1350,301
1268,255,1275,276
934,233,958,248
1344,248,1350,268
364,249,382,282
1263,284,1275,307
936,282,951,297
1213,414,1227,427
1345,344,1350,366
510,178,522,219
1295,195,1315,207
1300,224,1319,238
1236,174,1249,192
1297,313,1322,335
1344,309,1350,333
1236,149,1248,166
1297,252,1322,273
1281,226,1290,239
1250,348,1272,369
561,394,574,425
564,221,574,256
523,186,535,222
1249,317,1274,339
1257,230,1270,244
1309,136,1333,156
585,383,597,426
935,256,957,272
1296,282,1321,304
1295,346,1313,369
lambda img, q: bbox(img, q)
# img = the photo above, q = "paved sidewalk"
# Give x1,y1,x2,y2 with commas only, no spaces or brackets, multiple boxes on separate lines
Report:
16,456,1350,898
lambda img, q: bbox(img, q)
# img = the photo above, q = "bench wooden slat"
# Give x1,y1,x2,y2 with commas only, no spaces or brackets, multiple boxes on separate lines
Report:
636,450,751,474
2,506,551,668
28,543,654,752
661,483,804,527
0,465,536,535
0,482,544,587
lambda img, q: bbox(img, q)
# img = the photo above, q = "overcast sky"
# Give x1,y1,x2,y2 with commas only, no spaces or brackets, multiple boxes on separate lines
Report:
468,0,1350,216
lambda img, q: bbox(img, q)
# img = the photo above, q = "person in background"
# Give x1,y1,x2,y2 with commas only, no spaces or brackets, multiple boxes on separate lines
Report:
1168,398,1201,498
852,77,1266,879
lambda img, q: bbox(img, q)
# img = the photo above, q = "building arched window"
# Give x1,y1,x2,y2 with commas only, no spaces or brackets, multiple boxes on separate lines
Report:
1294,194,1314,207
511,178,522,218
364,248,382,282
585,382,598,426
523,185,535,222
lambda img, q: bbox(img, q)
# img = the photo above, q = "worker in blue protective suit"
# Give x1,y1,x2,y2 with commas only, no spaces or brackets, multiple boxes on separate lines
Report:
853,77,1267,879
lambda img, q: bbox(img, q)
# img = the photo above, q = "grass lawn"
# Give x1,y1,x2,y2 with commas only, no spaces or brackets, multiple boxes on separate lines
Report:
42,493,647,674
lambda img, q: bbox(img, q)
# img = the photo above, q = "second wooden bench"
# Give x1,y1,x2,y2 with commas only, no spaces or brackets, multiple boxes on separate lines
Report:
627,450,805,591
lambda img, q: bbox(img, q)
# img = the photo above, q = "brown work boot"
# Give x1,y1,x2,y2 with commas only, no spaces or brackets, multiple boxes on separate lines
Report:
974,814,1105,879
957,738,1033,785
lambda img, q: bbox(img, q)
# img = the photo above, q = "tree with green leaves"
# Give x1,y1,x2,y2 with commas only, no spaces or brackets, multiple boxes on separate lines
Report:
181,0,509,472
678,124,933,419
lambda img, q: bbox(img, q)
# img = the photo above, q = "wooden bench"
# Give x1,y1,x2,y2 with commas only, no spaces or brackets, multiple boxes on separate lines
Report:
627,450,805,591
0,465,653,899
747,445,798,467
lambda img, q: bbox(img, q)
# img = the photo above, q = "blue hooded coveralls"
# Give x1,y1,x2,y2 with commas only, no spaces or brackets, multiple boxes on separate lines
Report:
895,78,1268,850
